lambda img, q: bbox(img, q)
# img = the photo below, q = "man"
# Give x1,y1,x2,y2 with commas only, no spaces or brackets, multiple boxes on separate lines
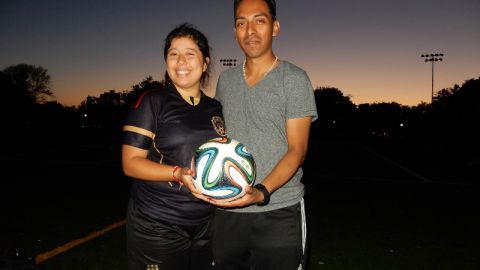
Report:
211,0,318,269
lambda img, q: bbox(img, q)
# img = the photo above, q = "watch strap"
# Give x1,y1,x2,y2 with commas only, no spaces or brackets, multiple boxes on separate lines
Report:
254,183,270,206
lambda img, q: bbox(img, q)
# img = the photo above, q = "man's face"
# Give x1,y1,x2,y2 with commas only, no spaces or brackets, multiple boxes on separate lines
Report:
234,0,279,59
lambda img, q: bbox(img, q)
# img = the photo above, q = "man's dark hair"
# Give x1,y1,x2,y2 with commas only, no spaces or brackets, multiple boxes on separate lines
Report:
163,22,211,87
234,0,277,21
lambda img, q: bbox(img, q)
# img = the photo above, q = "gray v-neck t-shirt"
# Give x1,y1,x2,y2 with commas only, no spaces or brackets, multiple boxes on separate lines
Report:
215,60,318,212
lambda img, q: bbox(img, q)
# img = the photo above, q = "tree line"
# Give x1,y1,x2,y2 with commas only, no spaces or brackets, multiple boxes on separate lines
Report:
1,63,479,144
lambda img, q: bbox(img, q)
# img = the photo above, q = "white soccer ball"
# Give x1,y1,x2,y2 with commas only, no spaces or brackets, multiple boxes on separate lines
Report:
191,137,256,201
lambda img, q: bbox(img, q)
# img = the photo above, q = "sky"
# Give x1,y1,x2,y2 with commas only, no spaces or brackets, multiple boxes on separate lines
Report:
1,0,479,107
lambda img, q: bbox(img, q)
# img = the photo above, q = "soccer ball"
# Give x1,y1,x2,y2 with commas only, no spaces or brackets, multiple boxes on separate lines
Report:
191,137,256,201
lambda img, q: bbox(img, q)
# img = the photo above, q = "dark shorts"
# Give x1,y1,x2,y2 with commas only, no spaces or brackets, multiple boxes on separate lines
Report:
212,200,307,270
126,200,214,270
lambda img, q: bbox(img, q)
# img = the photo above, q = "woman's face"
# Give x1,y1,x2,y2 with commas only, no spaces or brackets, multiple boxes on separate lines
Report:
166,36,208,93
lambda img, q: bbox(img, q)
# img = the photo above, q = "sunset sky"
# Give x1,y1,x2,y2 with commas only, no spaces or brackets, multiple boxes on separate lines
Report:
1,0,479,106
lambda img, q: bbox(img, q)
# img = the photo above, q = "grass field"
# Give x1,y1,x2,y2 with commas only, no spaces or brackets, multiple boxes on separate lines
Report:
1,130,479,269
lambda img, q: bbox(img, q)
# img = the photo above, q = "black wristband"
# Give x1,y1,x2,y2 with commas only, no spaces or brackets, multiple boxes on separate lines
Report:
254,184,270,206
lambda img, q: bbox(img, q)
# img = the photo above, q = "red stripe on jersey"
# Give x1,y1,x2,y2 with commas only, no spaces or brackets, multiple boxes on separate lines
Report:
133,92,148,109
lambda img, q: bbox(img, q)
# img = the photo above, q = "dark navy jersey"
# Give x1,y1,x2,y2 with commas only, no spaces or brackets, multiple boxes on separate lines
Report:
123,84,225,225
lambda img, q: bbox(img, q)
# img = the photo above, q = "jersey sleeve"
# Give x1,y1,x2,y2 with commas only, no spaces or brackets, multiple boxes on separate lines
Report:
122,91,157,149
285,69,318,121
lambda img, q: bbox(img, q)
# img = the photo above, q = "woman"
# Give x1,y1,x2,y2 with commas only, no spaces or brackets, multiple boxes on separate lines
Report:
121,23,225,270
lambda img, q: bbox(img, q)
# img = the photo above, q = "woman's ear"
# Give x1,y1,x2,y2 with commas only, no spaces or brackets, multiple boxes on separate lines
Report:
204,57,210,72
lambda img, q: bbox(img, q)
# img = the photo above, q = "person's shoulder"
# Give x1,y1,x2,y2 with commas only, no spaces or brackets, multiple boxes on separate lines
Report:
281,60,308,76
202,92,222,106
131,87,171,108
279,60,311,86
146,86,179,102
148,86,172,96
219,65,242,81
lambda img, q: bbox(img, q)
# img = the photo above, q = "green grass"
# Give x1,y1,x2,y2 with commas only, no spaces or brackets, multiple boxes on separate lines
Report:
305,181,480,270
14,180,478,270
2,135,479,270
40,227,128,270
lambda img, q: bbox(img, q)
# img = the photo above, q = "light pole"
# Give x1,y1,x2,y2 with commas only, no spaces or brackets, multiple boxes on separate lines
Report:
219,58,238,67
421,53,444,103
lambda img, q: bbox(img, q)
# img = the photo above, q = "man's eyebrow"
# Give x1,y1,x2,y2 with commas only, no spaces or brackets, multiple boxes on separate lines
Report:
235,12,269,21
254,13,269,18
235,16,246,21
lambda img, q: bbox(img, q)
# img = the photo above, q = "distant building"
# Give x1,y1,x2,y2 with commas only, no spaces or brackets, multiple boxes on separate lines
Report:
99,90,120,106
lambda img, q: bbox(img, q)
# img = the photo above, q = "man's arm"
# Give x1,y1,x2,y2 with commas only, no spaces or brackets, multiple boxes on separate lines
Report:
211,116,312,208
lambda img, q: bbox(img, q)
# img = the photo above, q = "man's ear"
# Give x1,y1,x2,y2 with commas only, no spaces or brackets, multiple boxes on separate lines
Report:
272,20,280,37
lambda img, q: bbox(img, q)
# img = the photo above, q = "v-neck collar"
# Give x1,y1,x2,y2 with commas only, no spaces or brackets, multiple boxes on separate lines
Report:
243,61,282,90
170,84,202,106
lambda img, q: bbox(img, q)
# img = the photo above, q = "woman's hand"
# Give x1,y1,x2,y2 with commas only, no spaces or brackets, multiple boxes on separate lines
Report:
177,167,214,202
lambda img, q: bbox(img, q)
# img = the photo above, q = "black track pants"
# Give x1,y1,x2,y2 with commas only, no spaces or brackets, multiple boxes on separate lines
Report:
212,200,307,270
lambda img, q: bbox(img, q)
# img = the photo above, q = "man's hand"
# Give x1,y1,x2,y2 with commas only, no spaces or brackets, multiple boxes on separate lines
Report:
209,186,264,208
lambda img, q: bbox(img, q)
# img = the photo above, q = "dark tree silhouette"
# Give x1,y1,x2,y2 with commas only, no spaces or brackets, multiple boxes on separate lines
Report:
2,61,476,152
120,76,166,108
431,77,480,141
75,76,167,139
2,64,54,104
406,102,431,140
1,64,55,129
356,102,410,139
312,87,356,138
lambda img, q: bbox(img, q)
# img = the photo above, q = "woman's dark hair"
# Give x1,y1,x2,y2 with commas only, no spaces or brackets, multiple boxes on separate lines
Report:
234,0,276,21
163,23,211,87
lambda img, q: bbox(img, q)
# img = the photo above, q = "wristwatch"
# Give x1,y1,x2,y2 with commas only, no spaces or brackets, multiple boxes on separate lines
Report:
254,184,270,206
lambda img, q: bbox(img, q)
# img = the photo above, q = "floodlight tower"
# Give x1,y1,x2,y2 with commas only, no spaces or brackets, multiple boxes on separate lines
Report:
421,53,444,103
219,58,238,67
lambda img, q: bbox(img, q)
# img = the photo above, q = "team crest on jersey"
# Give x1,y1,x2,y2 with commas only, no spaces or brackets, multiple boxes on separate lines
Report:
146,264,159,270
211,116,226,136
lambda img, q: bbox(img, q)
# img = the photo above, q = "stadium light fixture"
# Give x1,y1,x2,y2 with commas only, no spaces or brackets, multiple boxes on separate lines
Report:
421,52,445,103
219,58,238,67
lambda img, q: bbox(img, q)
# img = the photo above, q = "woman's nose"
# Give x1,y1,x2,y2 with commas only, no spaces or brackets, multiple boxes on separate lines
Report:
177,54,186,64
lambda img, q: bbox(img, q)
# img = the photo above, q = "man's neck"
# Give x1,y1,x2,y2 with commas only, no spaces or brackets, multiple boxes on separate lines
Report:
243,53,279,87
